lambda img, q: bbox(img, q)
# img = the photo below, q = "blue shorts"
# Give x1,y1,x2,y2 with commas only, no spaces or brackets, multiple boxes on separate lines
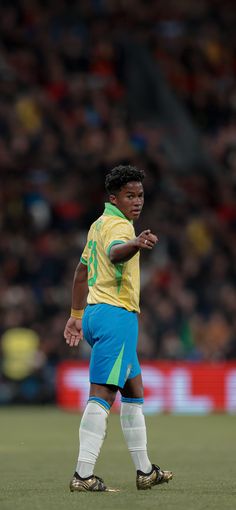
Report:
82,304,141,388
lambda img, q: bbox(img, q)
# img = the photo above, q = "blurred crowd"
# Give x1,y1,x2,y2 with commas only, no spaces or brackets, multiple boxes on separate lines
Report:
0,0,236,403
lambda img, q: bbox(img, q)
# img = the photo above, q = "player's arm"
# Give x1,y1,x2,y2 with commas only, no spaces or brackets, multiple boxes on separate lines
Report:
109,229,158,264
71,261,88,310
64,261,88,347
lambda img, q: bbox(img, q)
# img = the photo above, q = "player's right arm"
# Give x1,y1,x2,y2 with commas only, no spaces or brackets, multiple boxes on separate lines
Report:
64,261,88,347
109,229,158,263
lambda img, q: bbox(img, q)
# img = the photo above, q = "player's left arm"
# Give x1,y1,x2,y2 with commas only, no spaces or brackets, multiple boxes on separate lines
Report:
64,261,88,347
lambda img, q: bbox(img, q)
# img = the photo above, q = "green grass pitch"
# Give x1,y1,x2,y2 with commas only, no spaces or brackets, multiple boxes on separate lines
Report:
0,407,235,510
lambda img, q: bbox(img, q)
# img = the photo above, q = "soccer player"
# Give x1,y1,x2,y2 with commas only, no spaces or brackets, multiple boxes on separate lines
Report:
64,165,173,492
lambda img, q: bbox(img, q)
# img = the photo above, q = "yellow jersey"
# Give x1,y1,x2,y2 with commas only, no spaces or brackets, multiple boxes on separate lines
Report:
81,202,140,312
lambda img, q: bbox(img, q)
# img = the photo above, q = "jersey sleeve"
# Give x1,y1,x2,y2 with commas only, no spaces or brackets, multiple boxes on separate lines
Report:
103,219,134,257
80,227,93,265
80,243,88,265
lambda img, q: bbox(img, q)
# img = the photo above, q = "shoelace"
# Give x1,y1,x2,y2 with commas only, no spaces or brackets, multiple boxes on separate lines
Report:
153,465,164,481
94,475,106,488
94,475,104,483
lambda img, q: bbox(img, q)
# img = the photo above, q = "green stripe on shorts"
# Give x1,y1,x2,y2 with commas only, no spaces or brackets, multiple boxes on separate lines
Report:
106,343,125,386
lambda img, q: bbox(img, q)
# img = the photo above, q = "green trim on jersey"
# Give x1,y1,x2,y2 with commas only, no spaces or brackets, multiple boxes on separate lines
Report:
106,343,125,385
106,240,125,257
80,256,87,265
103,202,133,222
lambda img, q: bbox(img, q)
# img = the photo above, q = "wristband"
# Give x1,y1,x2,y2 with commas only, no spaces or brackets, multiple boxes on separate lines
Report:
71,308,84,319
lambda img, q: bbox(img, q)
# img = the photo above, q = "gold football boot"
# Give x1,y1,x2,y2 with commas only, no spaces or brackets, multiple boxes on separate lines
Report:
136,464,173,490
70,472,120,492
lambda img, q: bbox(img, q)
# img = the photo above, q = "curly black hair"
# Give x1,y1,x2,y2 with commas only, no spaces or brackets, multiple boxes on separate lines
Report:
105,165,145,194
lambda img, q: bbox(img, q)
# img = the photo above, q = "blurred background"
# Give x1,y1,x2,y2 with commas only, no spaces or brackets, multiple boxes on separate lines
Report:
0,0,236,410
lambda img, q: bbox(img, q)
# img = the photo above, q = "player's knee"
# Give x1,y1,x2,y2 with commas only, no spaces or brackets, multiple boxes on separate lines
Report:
105,385,117,406
90,383,117,407
121,374,144,399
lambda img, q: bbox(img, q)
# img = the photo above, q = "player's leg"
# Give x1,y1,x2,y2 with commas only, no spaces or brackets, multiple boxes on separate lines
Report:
70,382,118,492
70,304,123,492
76,383,117,476
120,370,173,489
120,373,152,473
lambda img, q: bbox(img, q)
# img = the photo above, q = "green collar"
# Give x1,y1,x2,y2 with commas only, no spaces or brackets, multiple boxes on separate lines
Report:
103,202,132,222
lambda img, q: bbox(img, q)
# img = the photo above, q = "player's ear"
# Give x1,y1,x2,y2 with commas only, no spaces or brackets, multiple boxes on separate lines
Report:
109,194,117,205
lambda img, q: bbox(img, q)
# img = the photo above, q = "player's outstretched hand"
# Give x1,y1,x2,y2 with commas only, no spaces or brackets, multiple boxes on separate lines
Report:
136,229,158,250
64,317,83,347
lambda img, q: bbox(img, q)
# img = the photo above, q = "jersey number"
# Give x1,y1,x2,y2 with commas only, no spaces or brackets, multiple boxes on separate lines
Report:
87,240,98,286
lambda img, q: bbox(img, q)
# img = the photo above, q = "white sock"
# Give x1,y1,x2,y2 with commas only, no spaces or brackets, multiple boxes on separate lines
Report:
76,400,109,478
120,401,152,473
